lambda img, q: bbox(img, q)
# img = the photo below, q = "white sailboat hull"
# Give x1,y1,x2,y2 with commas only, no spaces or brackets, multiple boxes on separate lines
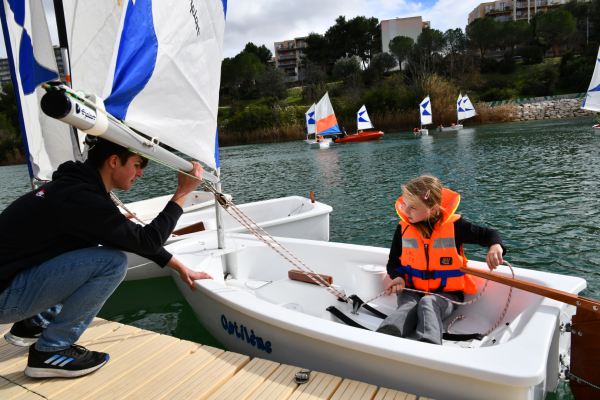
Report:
310,141,333,149
120,190,215,221
594,125,600,135
305,137,333,145
167,234,584,400
437,125,463,132
420,129,428,136
124,196,332,280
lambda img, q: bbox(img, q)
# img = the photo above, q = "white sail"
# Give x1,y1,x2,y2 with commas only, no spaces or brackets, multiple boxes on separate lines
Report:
315,92,340,135
419,96,432,126
305,103,316,134
457,93,465,121
583,48,600,112
462,95,477,119
357,105,374,130
62,0,226,170
0,0,76,181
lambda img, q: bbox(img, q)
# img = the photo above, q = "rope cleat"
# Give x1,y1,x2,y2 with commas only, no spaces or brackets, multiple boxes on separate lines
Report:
349,294,364,314
294,370,310,384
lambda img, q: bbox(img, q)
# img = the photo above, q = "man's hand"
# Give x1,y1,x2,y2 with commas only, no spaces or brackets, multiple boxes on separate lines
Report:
486,244,504,270
167,257,213,291
171,162,204,208
385,277,406,295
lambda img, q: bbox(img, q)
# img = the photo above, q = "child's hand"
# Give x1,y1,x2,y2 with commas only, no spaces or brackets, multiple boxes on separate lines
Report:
486,244,504,270
385,277,406,295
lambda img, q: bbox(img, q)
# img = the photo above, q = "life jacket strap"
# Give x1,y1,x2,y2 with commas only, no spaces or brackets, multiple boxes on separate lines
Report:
395,265,466,293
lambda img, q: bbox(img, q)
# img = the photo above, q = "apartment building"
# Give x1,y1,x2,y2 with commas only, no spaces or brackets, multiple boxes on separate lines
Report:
468,0,588,24
274,37,308,82
381,16,431,54
0,45,65,89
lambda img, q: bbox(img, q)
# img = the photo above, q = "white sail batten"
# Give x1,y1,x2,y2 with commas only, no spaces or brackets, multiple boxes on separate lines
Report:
462,95,477,119
0,0,75,181
100,0,226,169
583,49,600,112
357,105,374,130
420,96,432,126
305,103,316,134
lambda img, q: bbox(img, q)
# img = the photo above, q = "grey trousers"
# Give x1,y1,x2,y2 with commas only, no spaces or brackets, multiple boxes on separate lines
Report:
376,291,460,345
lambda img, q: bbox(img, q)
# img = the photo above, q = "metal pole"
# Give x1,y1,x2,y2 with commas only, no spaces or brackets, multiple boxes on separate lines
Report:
214,168,226,250
53,0,82,162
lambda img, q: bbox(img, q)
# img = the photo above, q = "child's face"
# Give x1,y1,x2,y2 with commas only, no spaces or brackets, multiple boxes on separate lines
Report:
403,195,431,224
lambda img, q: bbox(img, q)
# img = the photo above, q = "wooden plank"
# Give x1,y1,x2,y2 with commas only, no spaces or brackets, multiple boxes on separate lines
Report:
27,326,151,398
330,380,377,400
373,389,410,400
288,372,342,400
173,221,205,236
87,340,201,400
405,395,416,400
288,270,333,286
122,346,224,400
55,334,179,400
163,351,250,400
246,364,300,400
207,357,280,400
0,377,44,400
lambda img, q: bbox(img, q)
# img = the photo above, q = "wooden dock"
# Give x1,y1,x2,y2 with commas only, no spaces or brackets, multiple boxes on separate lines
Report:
0,319,434,400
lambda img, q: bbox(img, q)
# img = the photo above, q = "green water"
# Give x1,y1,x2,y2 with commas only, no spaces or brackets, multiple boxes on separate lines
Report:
2,117,600,399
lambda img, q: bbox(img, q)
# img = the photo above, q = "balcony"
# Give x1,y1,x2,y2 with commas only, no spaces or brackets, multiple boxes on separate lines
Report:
276,45,295,51
278,63,297,68
495,16,514,21
278,54,297,60
295,43,308,48
486,6,512,14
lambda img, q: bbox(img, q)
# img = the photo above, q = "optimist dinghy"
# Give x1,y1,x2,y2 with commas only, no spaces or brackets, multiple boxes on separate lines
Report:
167,232,585,400
124,196,332,280
334,105,384,143
310,93,340,149
436,94,476,132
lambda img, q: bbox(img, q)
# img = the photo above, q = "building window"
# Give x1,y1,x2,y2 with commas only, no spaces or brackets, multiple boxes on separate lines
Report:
485,5,491,13
500,2,505,10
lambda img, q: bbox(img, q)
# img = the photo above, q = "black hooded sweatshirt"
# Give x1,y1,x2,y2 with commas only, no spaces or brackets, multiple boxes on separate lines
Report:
0,159,182,293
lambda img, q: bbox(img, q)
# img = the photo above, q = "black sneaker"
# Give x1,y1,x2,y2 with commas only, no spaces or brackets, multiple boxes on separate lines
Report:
4,320,44,347
24,344,109,378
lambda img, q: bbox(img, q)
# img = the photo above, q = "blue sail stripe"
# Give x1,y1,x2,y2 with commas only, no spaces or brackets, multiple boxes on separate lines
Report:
422,110,431,116
214,128,220,168
0,1,33,178
18,30,59,95
105,0,159,120
319,125,340,135
222,0,227,19
6,0,24,26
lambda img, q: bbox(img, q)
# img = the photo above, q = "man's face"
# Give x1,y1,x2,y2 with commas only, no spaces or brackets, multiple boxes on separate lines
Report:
112,155,144,191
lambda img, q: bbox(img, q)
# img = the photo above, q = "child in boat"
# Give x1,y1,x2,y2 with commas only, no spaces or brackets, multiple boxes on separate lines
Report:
377,175,505,345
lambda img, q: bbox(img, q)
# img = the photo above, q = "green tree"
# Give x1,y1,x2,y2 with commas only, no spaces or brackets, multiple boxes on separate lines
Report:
536,10,576,56
220,52,264,98
501,20,532,53
466,17,500,58
370,52,397,78
590,0,600,41
302,62,328,103
303,33,330,68
257,68,287,99
0,83,20,134
243,42,273,65
345,16,381,66
388,36,414,68
332,56,362,81
443,28,466,79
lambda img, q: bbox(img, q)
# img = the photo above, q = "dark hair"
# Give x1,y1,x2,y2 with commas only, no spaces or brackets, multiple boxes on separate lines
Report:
86,137,149,169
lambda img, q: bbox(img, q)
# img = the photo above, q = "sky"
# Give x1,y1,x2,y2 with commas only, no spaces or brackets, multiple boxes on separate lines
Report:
0,0,484,60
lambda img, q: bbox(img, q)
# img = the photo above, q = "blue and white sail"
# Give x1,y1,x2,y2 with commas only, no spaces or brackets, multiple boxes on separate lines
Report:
0,0,79,181
64,0,227,170
305,103,316,134
457,93,466,121
462,94,477,119
582,49,600,112
357,105,374,130
420,96,432,126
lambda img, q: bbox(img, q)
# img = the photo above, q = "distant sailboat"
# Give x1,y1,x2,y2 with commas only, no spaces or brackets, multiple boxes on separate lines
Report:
334,105,383,143
582,49,600,135
305,103,317,143
418,96,432,136
437,93,476,132
310,92,339,149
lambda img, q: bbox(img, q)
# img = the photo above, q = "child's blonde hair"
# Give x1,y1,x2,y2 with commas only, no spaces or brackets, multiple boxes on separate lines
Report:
402,175,444,238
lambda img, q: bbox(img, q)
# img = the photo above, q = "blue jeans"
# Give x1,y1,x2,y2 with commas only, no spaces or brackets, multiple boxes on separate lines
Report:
0,247,128,351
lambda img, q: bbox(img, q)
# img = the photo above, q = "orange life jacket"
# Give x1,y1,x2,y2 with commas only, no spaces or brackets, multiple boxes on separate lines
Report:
394,188,478,294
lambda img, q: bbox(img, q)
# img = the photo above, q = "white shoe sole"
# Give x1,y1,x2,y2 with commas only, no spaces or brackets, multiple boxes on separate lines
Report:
24,357,109,378
4,332,38,347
